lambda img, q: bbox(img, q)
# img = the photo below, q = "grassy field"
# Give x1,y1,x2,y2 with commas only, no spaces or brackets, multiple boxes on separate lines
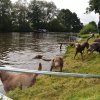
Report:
7,34,100,100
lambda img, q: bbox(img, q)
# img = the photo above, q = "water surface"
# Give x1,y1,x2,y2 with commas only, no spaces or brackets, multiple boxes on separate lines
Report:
0,32,69,70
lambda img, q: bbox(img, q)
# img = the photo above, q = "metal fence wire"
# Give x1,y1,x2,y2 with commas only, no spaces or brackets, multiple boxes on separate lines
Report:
0,67,100,78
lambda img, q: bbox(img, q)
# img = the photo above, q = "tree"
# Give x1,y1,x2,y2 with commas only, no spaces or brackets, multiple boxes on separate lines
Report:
80,21,98,34
28,0,58,30
0,0,12,32
71,13,83,32
11,0,31,32
86,0,100,14
58,9,72,32
57,9,83,32
28,0,42,30
47,19,66,32
37,1,58,22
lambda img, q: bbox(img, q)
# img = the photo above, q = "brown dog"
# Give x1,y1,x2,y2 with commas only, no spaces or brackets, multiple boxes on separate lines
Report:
50,56,63,72
74,42,89,60
74,35,94,60
0,63,42,92
88,42,100,53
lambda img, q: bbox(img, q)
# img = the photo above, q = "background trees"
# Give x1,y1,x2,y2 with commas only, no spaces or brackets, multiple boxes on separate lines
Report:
57,9,83,32
0,0,12,32
47,19,66,32
80,21,98,34
86,0,100,14
28,0,58,30
28,0,42,30
0,0,83,32
11,0,31,32
79,0,99,35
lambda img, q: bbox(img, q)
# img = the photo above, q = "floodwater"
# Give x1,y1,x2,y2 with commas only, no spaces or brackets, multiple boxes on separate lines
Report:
0,32,69,93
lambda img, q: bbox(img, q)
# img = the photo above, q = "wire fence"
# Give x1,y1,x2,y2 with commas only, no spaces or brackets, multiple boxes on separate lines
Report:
0,67,100,78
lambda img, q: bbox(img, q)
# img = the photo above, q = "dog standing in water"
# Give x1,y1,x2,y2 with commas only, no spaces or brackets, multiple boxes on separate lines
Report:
50,56,63,72
0,63,42,92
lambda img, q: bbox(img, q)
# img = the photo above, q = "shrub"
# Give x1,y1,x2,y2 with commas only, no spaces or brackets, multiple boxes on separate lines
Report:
79,21,98,34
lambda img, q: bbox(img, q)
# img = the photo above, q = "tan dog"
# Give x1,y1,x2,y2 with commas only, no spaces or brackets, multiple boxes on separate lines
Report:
0,63,42,92
50,56,63,72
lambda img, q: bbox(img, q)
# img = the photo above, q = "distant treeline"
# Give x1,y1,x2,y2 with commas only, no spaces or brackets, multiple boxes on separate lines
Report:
0,0,83,32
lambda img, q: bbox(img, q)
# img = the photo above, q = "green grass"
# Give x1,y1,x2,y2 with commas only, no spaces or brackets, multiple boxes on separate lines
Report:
7,34,100,100
78,33,99,39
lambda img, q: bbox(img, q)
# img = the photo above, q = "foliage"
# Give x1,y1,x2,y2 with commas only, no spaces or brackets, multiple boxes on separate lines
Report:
28,0,42,30
71,13,83,32
7,35,100,100
37,1,58,22
0,0,12,32
47,19,66,32
57,9,83,32
80,21,98,34
11,0,31,32
28,0,58,30
86,0,100,14
0,0,83,32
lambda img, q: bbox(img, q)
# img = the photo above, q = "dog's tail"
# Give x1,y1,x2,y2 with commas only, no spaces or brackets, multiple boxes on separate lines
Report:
34,63,42,78
86,33,95,42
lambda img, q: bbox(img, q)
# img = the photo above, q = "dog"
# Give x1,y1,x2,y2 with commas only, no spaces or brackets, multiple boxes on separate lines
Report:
33,55,43,59
74,41,89,60
74,35,94,60
0,63,42,92
88,42,100,53
50,56,63,72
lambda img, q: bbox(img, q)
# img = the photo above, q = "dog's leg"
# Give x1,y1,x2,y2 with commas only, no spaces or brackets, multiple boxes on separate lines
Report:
60,43,62,50
80,52,83,60
50,66,53,71
74,51,78,59
60,66,63,72
49,66,53,77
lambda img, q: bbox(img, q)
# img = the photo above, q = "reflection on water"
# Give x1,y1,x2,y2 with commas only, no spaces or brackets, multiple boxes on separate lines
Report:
0,32,69,70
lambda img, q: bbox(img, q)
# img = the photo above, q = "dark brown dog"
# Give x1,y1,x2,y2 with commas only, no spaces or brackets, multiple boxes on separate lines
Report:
74,42,89,60
74,35,94,60
0,63,42,92
33,55,43,59
50,56,63,72
88,42,100,53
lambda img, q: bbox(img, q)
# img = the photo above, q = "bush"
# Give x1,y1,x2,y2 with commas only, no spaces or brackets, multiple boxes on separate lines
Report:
79,21,98,34
47,19,66,32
